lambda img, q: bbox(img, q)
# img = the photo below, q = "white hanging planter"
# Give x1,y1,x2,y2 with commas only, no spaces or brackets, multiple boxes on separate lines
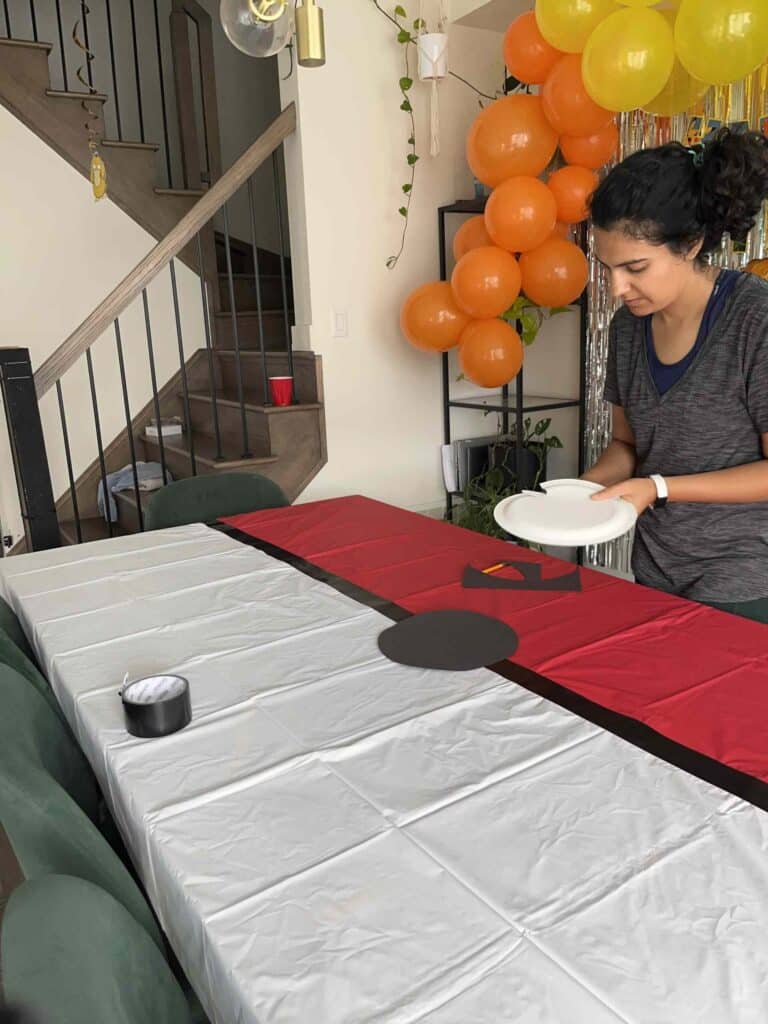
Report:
417,31,448,157
417,32,448,81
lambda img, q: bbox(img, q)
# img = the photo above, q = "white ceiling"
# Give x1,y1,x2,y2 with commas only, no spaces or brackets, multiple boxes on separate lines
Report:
454,0,532,33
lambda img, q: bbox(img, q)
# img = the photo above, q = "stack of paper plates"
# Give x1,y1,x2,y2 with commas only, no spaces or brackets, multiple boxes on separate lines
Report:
493,479,637,547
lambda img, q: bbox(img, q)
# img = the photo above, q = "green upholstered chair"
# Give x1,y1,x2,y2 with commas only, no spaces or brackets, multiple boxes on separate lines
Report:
145,471,288,531
1,875,191,1024
0,595,35,662
0,664,98,821
0,761,162,950
0,627,60,719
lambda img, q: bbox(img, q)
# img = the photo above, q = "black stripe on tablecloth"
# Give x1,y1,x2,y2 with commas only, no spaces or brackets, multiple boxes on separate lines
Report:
219,523,768,813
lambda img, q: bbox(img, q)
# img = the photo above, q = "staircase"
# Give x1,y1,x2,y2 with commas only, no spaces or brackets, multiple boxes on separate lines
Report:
0,6,324,554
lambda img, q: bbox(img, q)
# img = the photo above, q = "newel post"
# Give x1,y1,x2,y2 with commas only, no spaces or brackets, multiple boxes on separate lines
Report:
0,349,60,551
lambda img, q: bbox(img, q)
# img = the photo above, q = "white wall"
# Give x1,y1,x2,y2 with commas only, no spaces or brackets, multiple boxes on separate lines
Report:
279,3,580,514
0,106,206,547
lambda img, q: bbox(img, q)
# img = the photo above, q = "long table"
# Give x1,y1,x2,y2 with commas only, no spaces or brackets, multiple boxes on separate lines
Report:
1,500,767,1023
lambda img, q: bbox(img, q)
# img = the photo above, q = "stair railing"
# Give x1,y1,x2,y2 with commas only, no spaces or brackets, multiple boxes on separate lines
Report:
0,102,296,553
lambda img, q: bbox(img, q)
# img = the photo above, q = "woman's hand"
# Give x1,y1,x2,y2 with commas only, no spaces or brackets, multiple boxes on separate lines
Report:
591,477,657,516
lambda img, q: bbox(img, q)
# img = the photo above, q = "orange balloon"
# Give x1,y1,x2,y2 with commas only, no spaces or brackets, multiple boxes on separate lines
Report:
459,320,524,389
466,94,559,188
485,176,557,253
542,54,613,136
503,11,562,85
550,221,572,240
559,121,619,170
451,247,522,319
547,165,599,223
400,281,471,352
453,216,494,262
520,238,589,307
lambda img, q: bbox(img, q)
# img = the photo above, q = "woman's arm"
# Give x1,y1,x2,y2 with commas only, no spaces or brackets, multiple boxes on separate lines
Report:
581,405,637,486
593,433,768,514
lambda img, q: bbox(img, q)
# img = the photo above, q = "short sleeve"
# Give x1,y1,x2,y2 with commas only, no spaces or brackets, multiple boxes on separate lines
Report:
743,291,768,434
602,317,621,407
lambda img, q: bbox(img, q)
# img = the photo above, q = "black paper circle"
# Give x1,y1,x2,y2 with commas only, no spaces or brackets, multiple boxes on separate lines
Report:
378,610,519,672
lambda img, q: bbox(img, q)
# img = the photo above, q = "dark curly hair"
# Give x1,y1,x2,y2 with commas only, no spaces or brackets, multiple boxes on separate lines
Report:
589,128,768,258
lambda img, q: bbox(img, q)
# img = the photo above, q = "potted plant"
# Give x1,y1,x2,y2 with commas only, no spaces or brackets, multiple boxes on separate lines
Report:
452,415,562,540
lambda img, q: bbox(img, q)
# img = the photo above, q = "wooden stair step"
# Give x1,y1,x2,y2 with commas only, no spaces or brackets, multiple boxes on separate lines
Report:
101,139,160,152
59,517,128,545
0,38,53,52
142,431,277,471
46,88,108,103
154,187,206,197
185,391,321,414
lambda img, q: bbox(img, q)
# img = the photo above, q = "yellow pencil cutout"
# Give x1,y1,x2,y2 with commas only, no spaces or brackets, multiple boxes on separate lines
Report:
482,562,506,575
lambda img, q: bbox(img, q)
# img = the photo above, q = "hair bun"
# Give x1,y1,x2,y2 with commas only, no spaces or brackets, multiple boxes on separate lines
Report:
698,128,768,251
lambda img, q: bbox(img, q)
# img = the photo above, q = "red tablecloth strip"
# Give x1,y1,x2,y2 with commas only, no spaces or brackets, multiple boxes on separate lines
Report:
222,496,768,783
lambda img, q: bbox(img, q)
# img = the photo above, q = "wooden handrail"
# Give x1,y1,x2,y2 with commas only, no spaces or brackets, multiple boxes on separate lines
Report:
34,102,297,399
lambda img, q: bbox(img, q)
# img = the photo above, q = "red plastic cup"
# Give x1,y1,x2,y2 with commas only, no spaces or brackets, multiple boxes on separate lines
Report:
268,376,293,406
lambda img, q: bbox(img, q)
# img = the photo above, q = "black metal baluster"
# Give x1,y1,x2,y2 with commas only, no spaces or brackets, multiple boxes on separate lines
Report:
196,233,224,461
272,150,294,383
246,178,271,405
169,260,197,475
152,0,173,187
104,0,122,139
28,0,37,41
128,0,145,142
114,319,144,531
85,348,113,537
55,380,82,544
54,0,68,90
80,1,92,89
142,289,169,483
3,2,10,37
222,203,252,458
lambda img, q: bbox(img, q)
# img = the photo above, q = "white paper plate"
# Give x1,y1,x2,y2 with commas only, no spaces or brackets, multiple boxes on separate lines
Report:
493,478,637,547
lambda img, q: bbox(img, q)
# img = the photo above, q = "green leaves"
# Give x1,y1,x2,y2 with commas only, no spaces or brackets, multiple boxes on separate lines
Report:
413,17,426,29
394,4,406,16
407,153,419,165
398,206,408,217
397,29,411,43
399,76,413,91
400,99,412,112
408,135,415,145
402,183,412,194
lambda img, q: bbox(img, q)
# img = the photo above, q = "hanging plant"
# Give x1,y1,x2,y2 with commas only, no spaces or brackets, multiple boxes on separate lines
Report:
372,0,499,269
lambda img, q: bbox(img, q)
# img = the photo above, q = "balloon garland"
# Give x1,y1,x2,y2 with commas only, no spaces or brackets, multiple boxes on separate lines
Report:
399,1,768,391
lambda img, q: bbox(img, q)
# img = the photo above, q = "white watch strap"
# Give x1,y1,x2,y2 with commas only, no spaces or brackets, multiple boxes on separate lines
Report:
650,473,668,501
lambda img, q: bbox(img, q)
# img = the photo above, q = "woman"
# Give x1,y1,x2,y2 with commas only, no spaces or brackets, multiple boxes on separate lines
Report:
582,129,768,622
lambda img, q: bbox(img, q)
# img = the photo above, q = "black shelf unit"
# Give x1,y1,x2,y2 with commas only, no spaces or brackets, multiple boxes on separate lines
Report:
438,198,588,519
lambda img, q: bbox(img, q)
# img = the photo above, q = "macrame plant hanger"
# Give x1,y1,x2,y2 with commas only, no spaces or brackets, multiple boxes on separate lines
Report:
417,0,449,157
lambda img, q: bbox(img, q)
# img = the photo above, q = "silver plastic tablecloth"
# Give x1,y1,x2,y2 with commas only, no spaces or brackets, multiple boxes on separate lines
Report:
2,524,766,1023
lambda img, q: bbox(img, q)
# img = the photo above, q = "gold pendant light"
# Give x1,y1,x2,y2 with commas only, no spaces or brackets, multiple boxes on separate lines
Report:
296,0,326,68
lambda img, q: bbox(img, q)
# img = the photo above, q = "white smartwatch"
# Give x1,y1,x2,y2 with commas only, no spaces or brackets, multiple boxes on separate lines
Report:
649,473,668,510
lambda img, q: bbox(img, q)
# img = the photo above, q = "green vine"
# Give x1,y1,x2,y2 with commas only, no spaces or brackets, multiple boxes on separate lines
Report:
371,1,421,269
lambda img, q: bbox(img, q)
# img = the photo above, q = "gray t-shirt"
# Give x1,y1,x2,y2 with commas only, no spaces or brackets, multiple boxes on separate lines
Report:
603,273,768,602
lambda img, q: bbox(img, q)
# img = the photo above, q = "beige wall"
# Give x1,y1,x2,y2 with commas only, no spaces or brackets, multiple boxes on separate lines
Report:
0,106,206,547
278,4,580,514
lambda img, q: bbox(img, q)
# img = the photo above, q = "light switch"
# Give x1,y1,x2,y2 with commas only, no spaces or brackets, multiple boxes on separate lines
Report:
332,309,349,338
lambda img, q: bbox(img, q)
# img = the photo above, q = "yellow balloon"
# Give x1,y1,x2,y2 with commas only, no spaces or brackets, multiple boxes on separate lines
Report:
643,10,709,116
675,0,768,86
535,0,617,54
643,61,709,116
583,8,675,112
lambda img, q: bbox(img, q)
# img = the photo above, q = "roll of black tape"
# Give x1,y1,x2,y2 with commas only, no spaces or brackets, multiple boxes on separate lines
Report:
121,675,191,738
